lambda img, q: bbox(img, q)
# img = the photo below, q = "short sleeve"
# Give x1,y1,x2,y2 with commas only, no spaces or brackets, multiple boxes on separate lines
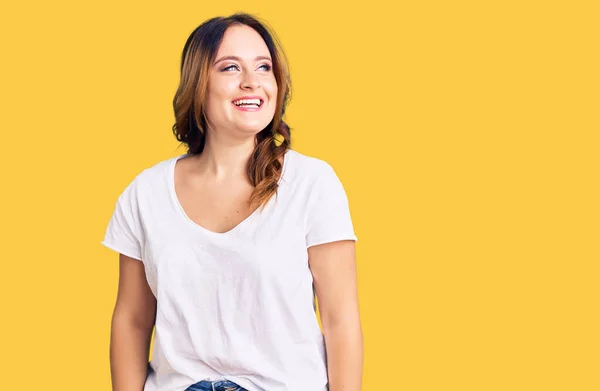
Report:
101,176,145,261
305,162,358,248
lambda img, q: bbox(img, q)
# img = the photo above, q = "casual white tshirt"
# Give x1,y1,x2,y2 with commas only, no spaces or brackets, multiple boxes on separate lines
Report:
101,148,358,391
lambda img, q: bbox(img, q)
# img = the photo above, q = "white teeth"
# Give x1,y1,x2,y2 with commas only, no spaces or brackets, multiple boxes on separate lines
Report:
233,98,261,106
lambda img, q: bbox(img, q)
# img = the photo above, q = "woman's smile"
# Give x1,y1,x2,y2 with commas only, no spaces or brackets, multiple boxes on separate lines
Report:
232,96,264,112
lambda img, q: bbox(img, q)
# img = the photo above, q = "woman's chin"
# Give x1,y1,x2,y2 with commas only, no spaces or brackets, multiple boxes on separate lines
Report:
235,122,271,134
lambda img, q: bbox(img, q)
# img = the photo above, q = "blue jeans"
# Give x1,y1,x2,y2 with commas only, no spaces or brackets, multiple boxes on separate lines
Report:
184,379,248,391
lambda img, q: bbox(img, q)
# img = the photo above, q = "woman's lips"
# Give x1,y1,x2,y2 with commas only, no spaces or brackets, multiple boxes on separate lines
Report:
232,101,263,112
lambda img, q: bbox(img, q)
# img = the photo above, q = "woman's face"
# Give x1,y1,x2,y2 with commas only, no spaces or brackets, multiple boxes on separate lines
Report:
204,24,278,137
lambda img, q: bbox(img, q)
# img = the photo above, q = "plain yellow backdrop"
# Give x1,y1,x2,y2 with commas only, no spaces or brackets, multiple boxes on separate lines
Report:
1,1,598,390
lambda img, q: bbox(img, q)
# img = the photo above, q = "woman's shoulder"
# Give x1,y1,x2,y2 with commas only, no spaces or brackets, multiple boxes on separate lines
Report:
285,148,335,179
121,154,180,193
280,149,345,201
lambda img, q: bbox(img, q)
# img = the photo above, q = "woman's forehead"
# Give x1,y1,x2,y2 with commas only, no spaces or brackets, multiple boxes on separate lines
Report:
216,25,270,59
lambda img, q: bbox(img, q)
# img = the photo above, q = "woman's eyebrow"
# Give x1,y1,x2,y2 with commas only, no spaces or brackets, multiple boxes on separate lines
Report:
213,55,272,66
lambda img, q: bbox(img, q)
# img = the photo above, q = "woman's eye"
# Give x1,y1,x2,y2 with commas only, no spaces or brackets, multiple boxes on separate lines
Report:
221,64,271,72
222,65,239,71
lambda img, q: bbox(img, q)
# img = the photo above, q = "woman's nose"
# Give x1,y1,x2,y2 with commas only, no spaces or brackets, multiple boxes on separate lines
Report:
240,74,260,90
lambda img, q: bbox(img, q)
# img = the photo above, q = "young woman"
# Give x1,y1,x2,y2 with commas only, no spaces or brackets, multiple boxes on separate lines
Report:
102,13,363,391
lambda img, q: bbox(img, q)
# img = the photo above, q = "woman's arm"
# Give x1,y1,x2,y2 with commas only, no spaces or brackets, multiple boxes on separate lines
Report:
110,254,157,391
309,240,363,391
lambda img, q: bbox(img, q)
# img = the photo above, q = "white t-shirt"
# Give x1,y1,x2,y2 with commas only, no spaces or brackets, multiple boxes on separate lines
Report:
101,148,358,391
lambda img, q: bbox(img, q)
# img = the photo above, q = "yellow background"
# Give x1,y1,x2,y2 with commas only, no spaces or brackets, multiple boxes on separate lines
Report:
1,1,598,390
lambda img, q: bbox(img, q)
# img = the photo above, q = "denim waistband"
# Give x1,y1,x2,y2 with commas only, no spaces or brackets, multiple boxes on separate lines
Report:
185,379,243,391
